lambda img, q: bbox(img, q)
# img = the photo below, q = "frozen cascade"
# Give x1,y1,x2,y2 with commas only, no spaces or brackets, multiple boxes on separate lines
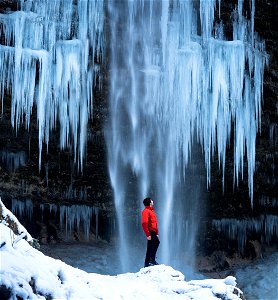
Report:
269,123,278,146
213,215,278,254
39,203,99,241
40,204,44,222
107,0,267,272
40,203,99,241
10,200,99,241
44,163,48,187
59,204,99,241
0,150,27,172
49,204,58,216
259,196,278,208
62,185,88,201
0,0,104,169
12,198,33,220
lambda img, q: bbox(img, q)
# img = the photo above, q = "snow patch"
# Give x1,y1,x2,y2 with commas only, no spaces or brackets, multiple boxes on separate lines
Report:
0,198,243,300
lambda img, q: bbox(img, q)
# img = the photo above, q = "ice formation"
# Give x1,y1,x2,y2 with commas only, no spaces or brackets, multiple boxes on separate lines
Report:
12,198,33,220
213,215,278,253
39,203,99,241
0,0,104,169
269,123,278,146
59,204,98,240
10,199,99,241
259,196,278,208
0,0,268,274
63,185,88,201
0,150,27,172
106,0,267,271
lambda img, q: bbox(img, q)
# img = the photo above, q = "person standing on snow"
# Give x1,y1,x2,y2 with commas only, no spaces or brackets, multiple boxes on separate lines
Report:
141,197,160,267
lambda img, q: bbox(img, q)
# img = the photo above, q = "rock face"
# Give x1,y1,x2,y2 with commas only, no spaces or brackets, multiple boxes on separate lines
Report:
0,0,277,268
0,0,18,12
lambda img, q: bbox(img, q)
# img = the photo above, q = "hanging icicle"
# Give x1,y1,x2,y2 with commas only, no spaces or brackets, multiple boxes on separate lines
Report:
0,0,104,170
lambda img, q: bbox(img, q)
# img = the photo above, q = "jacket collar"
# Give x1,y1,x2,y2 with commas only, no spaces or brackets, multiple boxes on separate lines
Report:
146,206,154,211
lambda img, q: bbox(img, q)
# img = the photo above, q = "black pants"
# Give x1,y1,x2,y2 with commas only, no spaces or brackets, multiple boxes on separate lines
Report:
144,231,160,267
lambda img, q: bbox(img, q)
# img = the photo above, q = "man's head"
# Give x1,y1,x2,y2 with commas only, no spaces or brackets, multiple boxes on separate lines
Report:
143,197,154,207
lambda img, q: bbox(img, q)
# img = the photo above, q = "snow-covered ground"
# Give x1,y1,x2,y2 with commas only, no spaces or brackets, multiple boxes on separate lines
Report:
0,199,243,300
40,241,278,300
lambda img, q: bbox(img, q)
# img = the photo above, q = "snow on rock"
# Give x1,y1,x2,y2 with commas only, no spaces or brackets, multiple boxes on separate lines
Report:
0,198,32,243
0,199,244,299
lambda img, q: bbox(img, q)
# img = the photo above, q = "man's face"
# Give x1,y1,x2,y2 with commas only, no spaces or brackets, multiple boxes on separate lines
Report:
150,200,154,207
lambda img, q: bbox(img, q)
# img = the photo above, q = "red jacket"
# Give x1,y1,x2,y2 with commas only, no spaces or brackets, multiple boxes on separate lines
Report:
142,206,159,237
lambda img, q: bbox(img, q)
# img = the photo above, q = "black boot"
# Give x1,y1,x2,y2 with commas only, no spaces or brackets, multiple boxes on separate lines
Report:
149,259,159,265
144,263,150,267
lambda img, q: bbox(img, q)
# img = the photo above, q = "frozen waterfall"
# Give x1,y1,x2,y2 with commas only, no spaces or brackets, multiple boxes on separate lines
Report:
11,199,100,242
0,0,104,169
213,215,278,254
0,0,268,275
106,0,267,272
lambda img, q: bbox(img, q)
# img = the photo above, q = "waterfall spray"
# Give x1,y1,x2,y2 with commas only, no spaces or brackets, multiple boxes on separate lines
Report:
106,0,267,273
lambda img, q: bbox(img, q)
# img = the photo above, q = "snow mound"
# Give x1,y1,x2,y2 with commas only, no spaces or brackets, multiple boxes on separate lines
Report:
0,199,243,299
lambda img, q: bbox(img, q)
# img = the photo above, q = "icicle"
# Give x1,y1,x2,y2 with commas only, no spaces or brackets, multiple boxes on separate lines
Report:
0,0,104,170
200,0,216,40
59,205,92,241
94,207,99,240
218,0,221,18
0,150,27,172
161,0,169,66
49,204,57,215
12,199,33,220
213,216,278,253
40,204,44,222
269,123,278,146
265,215,278,243
259,196,278,208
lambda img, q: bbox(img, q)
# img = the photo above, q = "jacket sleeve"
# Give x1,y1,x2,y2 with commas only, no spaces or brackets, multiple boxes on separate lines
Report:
142,210,150,237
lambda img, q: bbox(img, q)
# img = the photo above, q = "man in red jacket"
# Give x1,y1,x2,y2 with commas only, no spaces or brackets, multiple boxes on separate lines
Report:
142,197,160,267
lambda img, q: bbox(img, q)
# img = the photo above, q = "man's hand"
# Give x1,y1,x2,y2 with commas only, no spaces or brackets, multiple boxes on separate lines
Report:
147,236,151,240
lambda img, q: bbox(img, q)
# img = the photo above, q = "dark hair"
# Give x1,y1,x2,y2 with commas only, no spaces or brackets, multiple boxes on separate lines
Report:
143,197,152,206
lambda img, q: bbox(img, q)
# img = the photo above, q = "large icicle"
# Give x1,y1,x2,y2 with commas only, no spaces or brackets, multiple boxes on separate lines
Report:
59,205,93,241
0,0,104,169
12,199,33,220
213,215,278,253
0,150,27,172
